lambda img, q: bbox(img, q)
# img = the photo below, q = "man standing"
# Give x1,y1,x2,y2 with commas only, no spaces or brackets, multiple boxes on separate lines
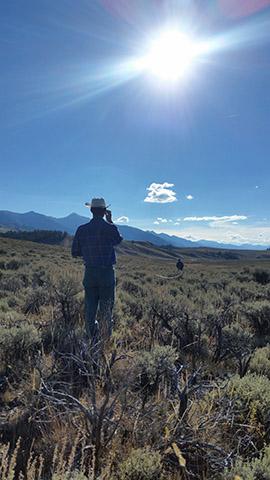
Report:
72,198,123,342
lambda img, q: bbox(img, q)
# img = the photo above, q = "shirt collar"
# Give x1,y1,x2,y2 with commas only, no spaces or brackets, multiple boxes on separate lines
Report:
91,216,104,222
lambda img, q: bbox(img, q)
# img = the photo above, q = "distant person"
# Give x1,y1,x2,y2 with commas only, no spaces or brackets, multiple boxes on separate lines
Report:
71,198,123,342
176,257,184,271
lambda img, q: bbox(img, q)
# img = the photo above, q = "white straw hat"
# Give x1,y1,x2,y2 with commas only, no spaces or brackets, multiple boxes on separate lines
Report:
85,198,108,208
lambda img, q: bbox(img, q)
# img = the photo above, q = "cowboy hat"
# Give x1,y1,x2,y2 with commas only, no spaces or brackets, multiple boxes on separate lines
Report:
85,198,109,208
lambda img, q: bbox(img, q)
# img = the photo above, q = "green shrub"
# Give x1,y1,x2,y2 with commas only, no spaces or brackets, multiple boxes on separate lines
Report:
23,287,50,314
147,294,200,350
227,374,270,438
222,323,254,375
117,448,164,480
119,291,144,321
223,445,270,479
245,300,270,336
253,268,270,285
0,299,9,313
0,308,22,325
0,273,26,293
249,345,270,379
52,473,88,480
136,345,177,399
222,323,254,356
5,259,21,270
53,276,82,326
0,324,41,366
121,280,145,297
137,345,177,384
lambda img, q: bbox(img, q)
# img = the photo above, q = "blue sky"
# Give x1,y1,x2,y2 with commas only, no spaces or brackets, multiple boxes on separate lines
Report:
1,0,270,245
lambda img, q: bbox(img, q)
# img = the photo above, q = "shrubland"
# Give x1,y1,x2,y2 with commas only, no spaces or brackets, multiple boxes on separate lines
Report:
0,236,270,479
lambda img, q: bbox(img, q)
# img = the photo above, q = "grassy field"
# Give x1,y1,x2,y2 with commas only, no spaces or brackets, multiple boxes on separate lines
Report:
1,236,270,479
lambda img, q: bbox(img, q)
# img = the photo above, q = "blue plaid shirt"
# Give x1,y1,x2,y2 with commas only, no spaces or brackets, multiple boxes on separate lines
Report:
71,217,123,267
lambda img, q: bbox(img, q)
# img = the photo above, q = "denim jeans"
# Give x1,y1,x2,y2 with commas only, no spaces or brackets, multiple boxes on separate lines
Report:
83,265,115,341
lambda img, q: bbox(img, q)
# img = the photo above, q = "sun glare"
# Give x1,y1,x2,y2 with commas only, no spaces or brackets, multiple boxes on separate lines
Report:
142,29,199,82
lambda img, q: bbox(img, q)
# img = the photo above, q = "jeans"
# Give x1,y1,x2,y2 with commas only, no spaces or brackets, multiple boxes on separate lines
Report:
83,265,115,341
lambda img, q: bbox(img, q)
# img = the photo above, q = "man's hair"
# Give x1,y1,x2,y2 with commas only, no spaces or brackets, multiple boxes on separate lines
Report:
91,207,106,217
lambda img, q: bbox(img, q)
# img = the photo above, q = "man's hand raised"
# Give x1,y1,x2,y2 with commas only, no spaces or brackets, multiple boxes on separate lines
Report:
105,209,113,224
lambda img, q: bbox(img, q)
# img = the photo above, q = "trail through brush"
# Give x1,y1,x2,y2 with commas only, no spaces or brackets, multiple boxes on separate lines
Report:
155,271,184,279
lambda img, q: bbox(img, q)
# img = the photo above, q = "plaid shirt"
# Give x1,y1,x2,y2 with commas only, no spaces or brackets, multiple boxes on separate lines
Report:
71,217,123,267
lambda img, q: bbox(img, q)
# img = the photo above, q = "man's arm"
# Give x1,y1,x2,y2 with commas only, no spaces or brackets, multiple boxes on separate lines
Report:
71,228,82,257
110,224,123,246
105,209,123,246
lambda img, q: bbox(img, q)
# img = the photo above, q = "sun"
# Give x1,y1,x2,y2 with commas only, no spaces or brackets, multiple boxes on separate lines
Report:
142,29,199,82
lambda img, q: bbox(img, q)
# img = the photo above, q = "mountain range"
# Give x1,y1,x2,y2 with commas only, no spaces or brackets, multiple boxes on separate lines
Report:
0,210,267,250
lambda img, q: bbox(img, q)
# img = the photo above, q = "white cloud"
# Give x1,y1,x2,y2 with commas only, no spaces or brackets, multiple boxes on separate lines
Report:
184,215,248,225
155,217,175,225
157,217,168,223
144,182,177,203
174,222,180,225
230,234,247,241
116,216,129,223
186,194,194,200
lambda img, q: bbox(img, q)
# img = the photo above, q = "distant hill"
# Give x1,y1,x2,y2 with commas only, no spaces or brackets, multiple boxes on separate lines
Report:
0,210,172,246
152,232,198,248
155,231,265,251
0,229,68,245
56,213,88,233
0,210,62,231
0,210,267,251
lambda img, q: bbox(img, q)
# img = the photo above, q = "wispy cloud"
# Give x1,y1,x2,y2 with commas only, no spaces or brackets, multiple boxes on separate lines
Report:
154,224,270,246
184,215,247,226
144,182,177,203
154,217,175,225
116,216,129,223
185,194,194,200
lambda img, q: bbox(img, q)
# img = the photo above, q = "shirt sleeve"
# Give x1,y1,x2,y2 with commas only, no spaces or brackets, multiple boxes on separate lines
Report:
110,224,123,246
71,228,82,257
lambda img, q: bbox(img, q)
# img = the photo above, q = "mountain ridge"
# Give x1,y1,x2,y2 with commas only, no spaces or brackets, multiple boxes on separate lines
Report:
0,210,267,251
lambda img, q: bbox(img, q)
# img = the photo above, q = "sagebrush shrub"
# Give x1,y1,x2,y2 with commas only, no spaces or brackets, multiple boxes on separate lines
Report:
0,299,9,313
136,345,177,398
223,445,270,479
0,273,26,293
245,300,270,336
52,473,88,480
249,345,270,379
23,287,50,314
117,448,164,480
119,290,144,321
5,259,21,270
227,374,270,439
222,323,254,358
253,268,270,285
121,279,145,297
0,324,41,366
